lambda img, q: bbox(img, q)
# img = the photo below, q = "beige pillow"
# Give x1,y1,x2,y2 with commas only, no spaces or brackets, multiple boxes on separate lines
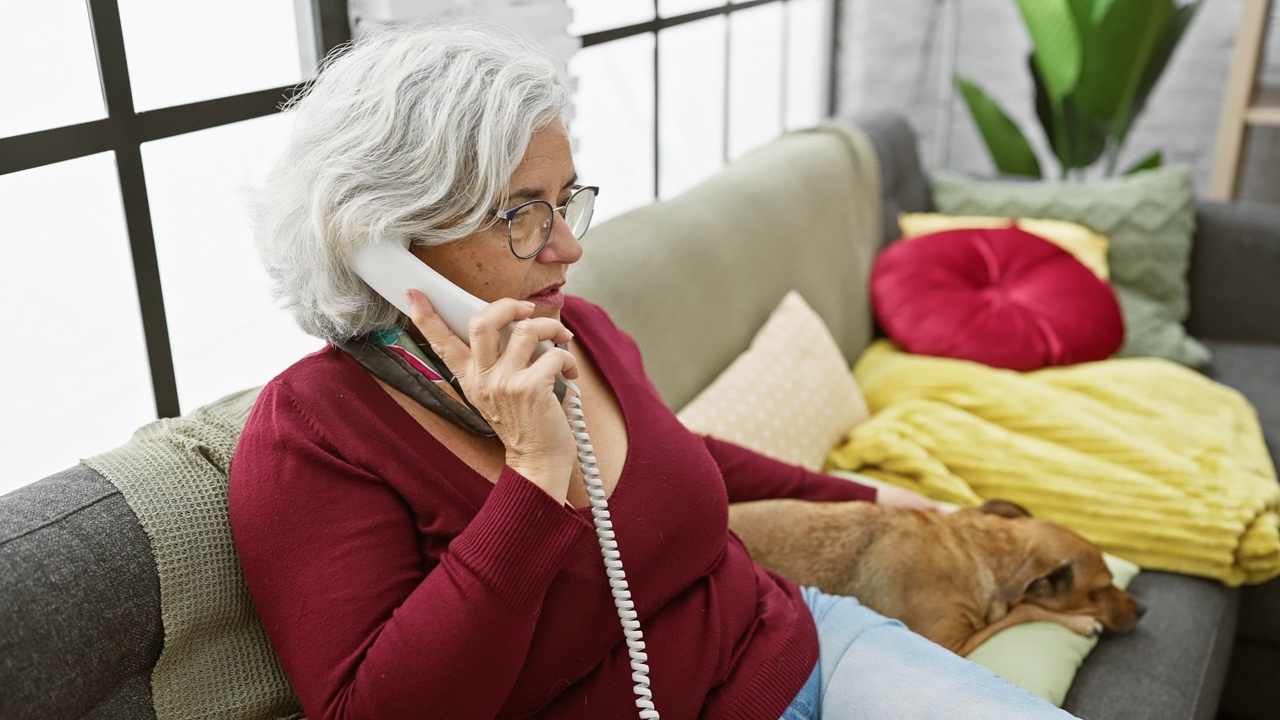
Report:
676,290,869,471
898,212,1111,281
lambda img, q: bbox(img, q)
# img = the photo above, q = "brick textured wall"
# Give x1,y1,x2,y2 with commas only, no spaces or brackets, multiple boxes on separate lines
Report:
837,0,1280,203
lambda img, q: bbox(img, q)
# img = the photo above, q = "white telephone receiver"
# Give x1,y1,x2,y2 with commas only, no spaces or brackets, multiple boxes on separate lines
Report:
349,240,659,720
350,241,559,364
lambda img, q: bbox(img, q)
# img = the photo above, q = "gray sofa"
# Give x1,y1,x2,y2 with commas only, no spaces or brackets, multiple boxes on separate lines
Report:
1,113,1276,720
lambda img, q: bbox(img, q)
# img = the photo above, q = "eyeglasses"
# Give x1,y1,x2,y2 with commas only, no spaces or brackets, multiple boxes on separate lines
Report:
493,185,599,259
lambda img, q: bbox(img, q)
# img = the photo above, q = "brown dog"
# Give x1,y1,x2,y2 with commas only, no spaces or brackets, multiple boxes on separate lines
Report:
728,498,1144,657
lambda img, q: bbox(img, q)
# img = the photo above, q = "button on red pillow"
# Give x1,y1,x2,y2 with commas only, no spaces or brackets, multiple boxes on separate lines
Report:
871,226,1124,371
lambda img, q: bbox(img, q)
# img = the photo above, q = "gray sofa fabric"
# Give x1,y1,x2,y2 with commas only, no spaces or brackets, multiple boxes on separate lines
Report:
1203,340,1280,461
0,464,160,720
1186,201,1280,346
1062,572,1240,720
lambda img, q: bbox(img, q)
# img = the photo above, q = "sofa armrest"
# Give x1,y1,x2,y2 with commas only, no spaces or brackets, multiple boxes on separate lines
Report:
1186,201,1280,344
1063,571,1239,720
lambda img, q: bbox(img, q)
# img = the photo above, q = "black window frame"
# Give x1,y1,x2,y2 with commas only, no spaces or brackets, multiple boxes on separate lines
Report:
576,0,841,200
0,0,351,419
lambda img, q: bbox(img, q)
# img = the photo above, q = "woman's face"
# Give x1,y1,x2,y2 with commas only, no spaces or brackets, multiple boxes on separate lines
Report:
412,119,582,321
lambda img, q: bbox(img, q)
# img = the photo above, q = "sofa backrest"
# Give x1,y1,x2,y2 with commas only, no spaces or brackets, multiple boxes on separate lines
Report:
566,123,887,412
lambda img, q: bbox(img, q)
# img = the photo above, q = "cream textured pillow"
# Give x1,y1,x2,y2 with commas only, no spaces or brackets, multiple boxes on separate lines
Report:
676,290,869,471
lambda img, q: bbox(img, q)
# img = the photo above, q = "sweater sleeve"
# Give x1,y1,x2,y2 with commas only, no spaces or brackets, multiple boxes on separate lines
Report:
702,434,877,504
228,382,584,720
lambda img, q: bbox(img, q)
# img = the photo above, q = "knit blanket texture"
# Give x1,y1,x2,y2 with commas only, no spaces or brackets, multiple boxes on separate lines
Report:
84,388,303,720
826,341,1280,585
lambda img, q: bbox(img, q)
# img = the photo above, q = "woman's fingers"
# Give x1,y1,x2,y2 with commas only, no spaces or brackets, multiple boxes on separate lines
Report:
405,291,574,387
403,289,472,372
467,298,537,370
494,317,575,375
529,343,580,382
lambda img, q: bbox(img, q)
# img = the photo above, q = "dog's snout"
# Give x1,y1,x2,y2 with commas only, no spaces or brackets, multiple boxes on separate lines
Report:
1134,599,1148,619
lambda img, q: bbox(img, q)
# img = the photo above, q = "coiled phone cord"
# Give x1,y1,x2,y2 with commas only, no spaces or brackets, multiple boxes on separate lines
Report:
562,378,660,720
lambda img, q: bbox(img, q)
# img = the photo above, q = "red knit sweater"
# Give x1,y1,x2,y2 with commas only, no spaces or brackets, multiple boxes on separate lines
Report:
229,296,875,720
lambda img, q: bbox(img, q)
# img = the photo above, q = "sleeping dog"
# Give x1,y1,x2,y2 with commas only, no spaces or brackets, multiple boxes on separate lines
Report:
728,498,1145,657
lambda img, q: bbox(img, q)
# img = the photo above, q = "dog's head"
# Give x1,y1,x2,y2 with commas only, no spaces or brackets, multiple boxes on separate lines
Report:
977,500,1145,634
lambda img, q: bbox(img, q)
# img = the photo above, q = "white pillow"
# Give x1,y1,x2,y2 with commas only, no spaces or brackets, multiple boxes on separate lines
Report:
677,290,869,471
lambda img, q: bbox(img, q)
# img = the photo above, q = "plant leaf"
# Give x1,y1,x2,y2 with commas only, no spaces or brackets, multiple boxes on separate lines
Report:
1062,98,1110,170
1067,0,1095,32
1117,0,1203,142
1030,54,1060,157
1123,150,1163,175
1015,0,1083,101
1089,0,1119,24
1030,56,1107,172
956,76,1043,178
1073,0,1174,129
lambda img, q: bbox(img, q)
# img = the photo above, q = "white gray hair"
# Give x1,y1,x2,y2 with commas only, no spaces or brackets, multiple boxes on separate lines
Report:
250,21,571,342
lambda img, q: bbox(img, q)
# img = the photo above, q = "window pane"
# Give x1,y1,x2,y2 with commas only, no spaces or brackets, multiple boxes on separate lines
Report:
0,154,154,495
568,0,655,36
118,0,304,111
0,2,104,137
786,0,830,130
659,16,728,200
142,114,323,412
727,3,785,160
659,0,725,16
570,34,656,223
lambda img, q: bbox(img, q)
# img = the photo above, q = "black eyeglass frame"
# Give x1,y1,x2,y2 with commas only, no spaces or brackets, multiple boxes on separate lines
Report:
493,185,600,259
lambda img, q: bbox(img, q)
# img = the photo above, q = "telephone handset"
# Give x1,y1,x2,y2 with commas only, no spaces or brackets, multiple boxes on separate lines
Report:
349,241,659,720
350,242,565,395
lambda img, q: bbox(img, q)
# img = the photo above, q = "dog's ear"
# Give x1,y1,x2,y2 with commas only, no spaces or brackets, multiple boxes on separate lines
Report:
975,499,1032,519
1023,561,1075,599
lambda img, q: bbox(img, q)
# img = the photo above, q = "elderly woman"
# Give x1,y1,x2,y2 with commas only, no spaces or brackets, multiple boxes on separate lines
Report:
229,22,1076,720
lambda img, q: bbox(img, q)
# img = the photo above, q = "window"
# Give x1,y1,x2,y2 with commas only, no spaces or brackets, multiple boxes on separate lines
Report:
0,0,349,495
566,0,836,222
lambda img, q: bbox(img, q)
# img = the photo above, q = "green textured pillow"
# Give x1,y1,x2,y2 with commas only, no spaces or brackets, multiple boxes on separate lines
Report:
829,470,1141,706
931,168,1209,368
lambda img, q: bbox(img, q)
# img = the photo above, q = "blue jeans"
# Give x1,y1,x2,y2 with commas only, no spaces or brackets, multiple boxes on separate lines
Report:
780,587,1079,719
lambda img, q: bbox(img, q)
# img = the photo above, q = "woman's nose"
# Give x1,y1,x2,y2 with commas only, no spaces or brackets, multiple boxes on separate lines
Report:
537,213,583,264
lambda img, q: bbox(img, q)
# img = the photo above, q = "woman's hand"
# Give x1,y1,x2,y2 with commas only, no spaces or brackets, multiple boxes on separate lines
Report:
875,484,944,512
405,289,580,503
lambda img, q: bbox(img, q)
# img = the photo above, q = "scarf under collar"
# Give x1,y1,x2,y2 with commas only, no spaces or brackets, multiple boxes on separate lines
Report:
338,328,568,437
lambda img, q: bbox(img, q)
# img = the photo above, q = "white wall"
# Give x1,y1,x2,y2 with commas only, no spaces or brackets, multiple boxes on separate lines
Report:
347,0,577,66
837,0,1280,202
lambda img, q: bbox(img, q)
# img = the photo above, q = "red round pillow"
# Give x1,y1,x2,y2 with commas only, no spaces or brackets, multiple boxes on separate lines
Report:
871,226,1124,371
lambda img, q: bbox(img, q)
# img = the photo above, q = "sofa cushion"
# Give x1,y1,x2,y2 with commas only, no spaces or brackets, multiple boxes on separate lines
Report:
870,226,1124,370
0,464,162,720
931,168,1209,368
677,290,870,471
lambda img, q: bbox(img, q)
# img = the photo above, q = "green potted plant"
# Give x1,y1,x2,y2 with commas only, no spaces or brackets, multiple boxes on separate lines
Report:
957,0,1203,179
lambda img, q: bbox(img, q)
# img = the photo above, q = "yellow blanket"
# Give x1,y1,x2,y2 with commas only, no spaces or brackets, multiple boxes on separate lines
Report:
826,341,1280,585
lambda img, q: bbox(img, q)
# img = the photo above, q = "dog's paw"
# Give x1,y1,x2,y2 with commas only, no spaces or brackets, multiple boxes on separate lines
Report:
1062,615,1104,637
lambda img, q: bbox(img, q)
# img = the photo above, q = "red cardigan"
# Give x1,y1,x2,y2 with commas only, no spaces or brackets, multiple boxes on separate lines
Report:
229,296,875,720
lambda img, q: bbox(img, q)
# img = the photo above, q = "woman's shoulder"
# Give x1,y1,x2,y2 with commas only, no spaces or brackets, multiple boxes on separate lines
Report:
268,343,357,392
249,344,376,425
